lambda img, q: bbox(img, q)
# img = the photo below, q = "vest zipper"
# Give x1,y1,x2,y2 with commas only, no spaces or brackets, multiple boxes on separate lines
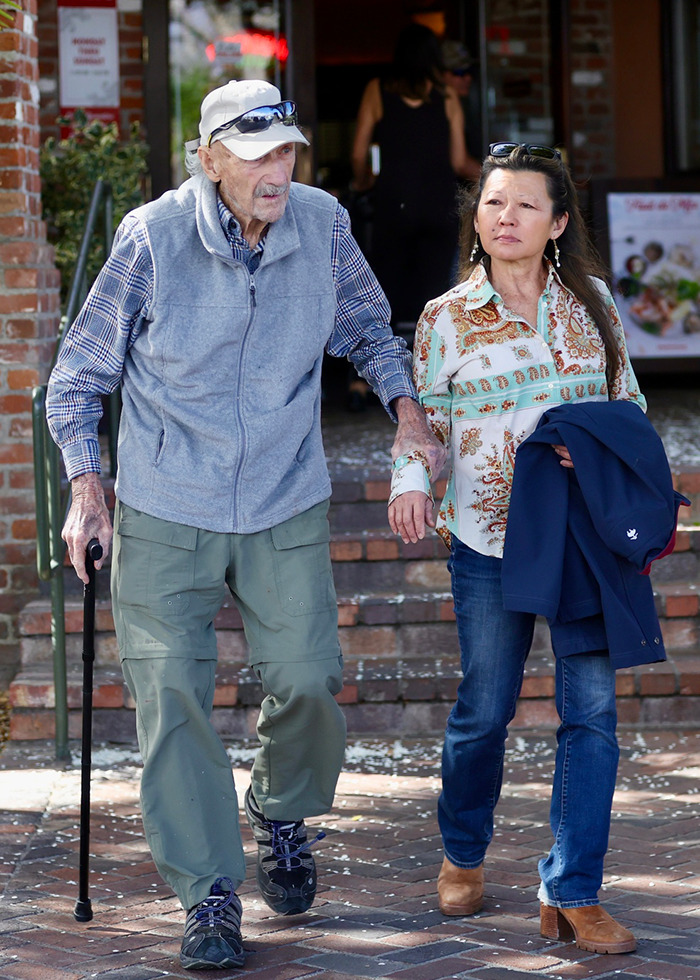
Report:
232,271,256,525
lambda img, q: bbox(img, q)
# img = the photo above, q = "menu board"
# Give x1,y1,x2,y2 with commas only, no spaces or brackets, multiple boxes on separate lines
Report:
606,192,700,358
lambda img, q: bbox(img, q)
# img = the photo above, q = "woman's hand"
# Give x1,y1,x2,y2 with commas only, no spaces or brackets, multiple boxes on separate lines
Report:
552,444,574,468
388,491,434,544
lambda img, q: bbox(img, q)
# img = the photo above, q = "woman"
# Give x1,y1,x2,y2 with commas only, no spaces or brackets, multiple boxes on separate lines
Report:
351,23,480,332
388,144,646,953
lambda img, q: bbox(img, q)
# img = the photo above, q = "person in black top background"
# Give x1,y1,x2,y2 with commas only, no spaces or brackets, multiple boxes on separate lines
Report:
352,23,480,340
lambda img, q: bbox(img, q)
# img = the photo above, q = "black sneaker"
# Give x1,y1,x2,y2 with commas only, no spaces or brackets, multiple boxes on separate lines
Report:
244,786,325,915
180,876,245,970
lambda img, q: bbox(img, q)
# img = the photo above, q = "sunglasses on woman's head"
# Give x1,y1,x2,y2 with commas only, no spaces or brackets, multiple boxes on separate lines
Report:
488,142,562,160
207,101,298,147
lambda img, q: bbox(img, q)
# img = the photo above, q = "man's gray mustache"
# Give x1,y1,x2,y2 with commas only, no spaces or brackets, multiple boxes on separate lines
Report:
254,182,289,199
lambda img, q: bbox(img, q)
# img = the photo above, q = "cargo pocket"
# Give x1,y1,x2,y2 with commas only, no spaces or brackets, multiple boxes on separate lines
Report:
115,506,198,615
269,504,336,617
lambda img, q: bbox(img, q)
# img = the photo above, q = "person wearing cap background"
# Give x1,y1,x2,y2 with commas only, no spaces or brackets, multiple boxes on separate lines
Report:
46,78,445,970
441,39,482,286
442,40,482,161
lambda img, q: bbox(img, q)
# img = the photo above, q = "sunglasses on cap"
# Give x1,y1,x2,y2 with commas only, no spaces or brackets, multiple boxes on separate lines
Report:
207,100,298,147
488,142,562,160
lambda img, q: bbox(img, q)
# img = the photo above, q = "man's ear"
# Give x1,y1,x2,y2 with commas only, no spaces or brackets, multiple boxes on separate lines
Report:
198,145,221,182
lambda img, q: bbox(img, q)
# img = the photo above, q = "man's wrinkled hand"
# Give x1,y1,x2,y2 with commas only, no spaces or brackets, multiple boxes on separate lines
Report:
392,396,447,477
388,490,434,544
62,472,113,584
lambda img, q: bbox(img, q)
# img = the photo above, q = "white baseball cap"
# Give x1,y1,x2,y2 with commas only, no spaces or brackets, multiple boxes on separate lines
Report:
198,79,309,161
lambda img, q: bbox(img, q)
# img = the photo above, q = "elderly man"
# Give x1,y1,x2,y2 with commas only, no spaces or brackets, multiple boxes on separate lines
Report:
46,79,444,970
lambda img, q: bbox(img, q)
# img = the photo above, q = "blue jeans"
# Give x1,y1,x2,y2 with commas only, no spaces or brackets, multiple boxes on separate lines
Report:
439,537,619,907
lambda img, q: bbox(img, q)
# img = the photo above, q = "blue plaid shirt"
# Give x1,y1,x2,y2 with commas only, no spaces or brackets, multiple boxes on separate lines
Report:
48,189,415,478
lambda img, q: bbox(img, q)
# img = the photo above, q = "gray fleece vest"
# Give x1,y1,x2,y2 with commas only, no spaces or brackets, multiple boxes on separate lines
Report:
114,174,338,533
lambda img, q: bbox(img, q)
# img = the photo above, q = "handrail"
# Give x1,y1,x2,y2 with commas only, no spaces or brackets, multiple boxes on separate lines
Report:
32,179,115,760
32,387,50,581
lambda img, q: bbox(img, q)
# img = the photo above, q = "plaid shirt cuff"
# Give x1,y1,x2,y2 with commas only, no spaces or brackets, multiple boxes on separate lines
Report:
61,438,102,481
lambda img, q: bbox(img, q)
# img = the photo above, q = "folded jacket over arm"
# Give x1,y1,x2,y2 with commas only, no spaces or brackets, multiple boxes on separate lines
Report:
502,401,689,669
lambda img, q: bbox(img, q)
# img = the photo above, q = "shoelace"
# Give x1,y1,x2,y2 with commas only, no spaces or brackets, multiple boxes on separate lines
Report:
270,821,326,870
194,876,238,923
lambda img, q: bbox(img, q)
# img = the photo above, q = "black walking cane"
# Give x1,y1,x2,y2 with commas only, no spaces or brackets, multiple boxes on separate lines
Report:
74,538,103,923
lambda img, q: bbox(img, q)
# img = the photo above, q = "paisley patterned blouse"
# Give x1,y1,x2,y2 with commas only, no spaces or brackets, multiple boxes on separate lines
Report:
389,259,646,556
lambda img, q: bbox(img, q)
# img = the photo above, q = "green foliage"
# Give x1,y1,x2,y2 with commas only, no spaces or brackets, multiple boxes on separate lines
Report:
172,64,212,153
40,110,149,303
0,1,21,30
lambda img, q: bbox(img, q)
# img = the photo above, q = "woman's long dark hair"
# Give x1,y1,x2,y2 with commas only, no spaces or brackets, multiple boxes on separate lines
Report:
459,147,620,386
385,23,445,101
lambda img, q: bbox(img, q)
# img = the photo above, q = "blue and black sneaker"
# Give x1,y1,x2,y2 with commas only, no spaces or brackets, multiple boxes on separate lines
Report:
244,786,325,915
180,876,245,970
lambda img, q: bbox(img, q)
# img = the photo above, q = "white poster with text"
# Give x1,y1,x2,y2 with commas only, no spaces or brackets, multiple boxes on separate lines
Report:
58,5,119,111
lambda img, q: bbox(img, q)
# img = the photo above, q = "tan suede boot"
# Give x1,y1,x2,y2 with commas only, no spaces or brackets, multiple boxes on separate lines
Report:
437,856,484,916
540,903,636,953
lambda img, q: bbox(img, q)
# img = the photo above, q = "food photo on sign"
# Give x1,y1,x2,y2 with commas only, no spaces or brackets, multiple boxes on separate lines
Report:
606,192,700,358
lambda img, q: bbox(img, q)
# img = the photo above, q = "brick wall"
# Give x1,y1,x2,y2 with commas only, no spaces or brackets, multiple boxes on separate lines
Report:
569,0,616,179
38,0,144,141
480,0,618,181
484,0,556,147
0,0,61,678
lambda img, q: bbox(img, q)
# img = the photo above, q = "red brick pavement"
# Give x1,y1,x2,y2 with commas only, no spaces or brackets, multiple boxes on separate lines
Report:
0,732,699,979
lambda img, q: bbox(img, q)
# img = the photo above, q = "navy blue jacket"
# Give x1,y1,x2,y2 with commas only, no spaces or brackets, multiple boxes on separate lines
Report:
502,401,689,669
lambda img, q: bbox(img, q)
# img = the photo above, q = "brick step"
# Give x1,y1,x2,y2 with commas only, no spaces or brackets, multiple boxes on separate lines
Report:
13,579,700,743
18,577,700,662
17,591,461,669
328,470,449,531
9,643,700,742
91,471,398,532
672,469,700,524
43,522,700,607
53,528,453,597
334,467,700,528
331,528,700,590
79,460,700,529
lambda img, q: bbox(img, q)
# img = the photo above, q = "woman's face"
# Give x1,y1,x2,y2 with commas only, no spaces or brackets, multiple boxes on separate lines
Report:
474,169,568,265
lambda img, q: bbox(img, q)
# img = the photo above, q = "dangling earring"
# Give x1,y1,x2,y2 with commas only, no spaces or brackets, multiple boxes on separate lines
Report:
470,234,480,261
553,238,561,268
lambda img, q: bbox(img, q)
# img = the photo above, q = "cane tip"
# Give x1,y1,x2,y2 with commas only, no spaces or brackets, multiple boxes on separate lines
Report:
74,898,93,922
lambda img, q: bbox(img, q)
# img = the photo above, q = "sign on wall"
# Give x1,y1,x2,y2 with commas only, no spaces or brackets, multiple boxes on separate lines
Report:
606,192,700,358
58,0,120,128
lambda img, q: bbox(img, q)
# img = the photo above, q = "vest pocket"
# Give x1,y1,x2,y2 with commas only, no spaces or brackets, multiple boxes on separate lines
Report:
155,430,165,464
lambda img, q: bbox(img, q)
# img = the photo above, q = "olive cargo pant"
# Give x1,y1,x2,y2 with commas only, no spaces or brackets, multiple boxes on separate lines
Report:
111,500,346,910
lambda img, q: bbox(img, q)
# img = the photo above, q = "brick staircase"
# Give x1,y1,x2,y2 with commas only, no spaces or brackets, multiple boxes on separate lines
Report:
9,449,700,743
